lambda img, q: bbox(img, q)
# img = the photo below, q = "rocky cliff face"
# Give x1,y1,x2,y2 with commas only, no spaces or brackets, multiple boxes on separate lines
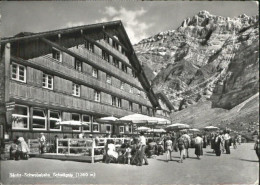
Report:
134,11,259,111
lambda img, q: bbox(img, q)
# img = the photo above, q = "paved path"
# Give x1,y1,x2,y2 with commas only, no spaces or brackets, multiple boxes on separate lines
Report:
1,143,259,185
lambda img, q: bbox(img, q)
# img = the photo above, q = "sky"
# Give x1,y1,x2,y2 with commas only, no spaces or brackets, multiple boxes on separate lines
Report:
1,1,258,44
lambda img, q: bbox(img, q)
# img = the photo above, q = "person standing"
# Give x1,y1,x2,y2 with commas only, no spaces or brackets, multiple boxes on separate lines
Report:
39,133,46,154
211,133,216,153
165,137,173,162
237,134,242,145
214,132,222,156
139,132,149,166
182,130,191,158
220,132,225,153
194,134,203,159
202,134,207,148
177,134,185,163
224,130,231,154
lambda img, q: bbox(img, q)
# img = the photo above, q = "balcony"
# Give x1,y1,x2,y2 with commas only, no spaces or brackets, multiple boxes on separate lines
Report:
9,81,136,117
69,46,141,88
25,55,150,107
97,40,130,65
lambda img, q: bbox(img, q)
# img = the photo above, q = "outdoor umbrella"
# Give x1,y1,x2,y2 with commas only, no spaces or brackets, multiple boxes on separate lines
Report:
118,114,158,125
152,117,171,125
137,126,150,132
96,116,118,124
204,126,219,131
165,123,190,131
147,128,166,133
189,128,200,132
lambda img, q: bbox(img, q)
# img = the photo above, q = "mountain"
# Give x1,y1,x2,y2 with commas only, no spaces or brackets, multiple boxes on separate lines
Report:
134,11,259,113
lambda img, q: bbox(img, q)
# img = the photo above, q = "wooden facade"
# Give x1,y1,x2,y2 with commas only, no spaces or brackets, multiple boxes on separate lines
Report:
0,21,172,141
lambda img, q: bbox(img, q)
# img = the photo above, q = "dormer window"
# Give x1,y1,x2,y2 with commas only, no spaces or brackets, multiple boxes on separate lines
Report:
52,48,62,62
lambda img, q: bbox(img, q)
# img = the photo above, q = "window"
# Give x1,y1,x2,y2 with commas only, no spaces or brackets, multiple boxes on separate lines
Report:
147,108,150,116
11,63,26,82
103,34,110,44
121,63,127,73
72,83,80,97
74,59,82,71
129,86,133,94
52,48,62,62
92,117,99,132
106,124,112,133
12,105,29,129
71,113,81,132
129,125,132,133
94,90,101,102
32,108,46,130
92,68,98,78
85,41,94,53
82,115,91,132
111,96,117,106
42,73,53,90
106,74,112,84
129,101,133,111
120,82,124,90
119,126,124,133
137,90,141,96
102,50,110,62
49,110,61,130
112,41,119,50
111,96,121,108
117,98,122,108
122,49,127,56
112,58,119,68
139,105,142,113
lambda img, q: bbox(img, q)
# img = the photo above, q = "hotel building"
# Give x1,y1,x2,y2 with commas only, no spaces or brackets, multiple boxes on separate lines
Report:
0,21,173,140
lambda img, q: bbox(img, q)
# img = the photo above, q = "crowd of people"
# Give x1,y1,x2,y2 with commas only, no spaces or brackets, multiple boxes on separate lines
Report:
8,129,260,164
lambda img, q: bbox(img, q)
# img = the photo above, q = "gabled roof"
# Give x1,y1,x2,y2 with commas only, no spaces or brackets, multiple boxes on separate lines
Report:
1,20,161,109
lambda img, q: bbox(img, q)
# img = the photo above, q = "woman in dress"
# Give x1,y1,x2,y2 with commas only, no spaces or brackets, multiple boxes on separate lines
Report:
194,134,203,159
214,132,222,156
106,139,118,162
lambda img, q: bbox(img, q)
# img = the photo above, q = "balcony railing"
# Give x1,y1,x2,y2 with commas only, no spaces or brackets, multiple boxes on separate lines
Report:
26,56,151,107
9,81,144,117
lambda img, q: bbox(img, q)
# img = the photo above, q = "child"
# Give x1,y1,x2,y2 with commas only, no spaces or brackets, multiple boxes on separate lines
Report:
165,137,173,162
124,143,132,165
